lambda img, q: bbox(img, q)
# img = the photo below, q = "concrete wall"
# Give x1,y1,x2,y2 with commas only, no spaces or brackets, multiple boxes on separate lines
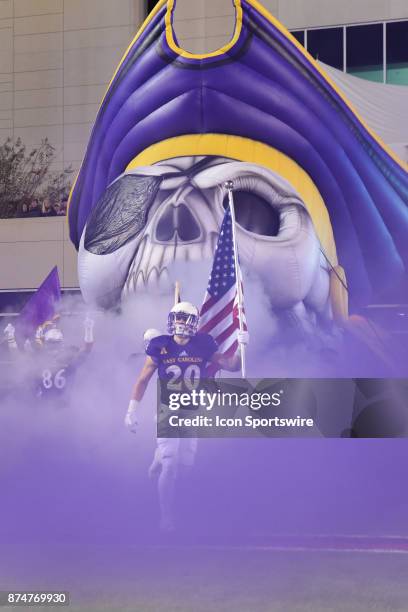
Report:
0,216,76,289
0,0,144,175
0,0,407,292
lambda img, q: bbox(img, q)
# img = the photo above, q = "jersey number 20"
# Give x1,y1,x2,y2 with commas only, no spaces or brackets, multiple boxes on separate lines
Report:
166,364,201,391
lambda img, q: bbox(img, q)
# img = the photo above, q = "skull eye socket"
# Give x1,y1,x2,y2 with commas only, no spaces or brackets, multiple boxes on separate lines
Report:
223,190,280,236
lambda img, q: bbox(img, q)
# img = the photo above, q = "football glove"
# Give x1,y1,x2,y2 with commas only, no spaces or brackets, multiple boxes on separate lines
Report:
237,330,249,346
84,316,94,344
125,399,139,433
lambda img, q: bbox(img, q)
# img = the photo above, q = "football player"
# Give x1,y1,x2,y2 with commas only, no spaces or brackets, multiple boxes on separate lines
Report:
33,316,94,400
125,301,249,532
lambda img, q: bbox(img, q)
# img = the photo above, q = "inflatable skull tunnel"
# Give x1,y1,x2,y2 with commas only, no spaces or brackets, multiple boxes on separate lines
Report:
68,0,408,338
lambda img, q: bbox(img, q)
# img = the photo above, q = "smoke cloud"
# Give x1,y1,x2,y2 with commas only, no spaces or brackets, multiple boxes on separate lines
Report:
1,276,408,606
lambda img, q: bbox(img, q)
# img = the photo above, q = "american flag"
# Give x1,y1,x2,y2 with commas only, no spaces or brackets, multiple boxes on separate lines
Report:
199,206,247,358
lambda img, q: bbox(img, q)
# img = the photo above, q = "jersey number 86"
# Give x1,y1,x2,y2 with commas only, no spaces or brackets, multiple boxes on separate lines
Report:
42,368,67,390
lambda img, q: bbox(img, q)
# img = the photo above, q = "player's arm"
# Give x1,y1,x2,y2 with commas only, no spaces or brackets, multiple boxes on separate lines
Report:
3,323,18,351
209,330,249,372
130,356,157,401
83,316,94,352
125,356,157,432
35,325,44,348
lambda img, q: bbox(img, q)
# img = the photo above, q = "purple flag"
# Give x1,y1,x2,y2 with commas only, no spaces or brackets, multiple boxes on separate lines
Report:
16,266,61,340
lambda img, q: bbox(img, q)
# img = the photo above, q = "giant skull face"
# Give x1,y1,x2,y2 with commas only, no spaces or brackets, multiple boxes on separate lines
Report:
79,156,334,340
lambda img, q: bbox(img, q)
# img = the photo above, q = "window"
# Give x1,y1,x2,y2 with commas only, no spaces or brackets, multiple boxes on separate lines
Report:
347,24,383,82
307,28,344,70
387,21,408,85
291,30,305,46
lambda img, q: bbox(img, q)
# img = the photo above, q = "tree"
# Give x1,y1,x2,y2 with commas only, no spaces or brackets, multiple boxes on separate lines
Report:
0,137,74,218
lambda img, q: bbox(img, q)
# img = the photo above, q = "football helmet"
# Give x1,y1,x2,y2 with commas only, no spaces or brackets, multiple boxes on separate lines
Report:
143,328,162,349
43,327,64,350
168,302,199,337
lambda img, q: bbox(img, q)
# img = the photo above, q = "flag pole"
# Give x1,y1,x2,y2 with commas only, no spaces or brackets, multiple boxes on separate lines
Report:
174,281,180,306
225,180,246,378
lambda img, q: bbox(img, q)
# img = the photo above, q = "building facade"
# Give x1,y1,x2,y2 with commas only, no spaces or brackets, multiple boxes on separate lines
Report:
0,0,407,293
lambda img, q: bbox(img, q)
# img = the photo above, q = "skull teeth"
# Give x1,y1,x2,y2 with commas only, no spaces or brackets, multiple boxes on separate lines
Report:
136,271,146,290
127,267,173,293
159,268,171,290
125,241,213,295
147,267,159,286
